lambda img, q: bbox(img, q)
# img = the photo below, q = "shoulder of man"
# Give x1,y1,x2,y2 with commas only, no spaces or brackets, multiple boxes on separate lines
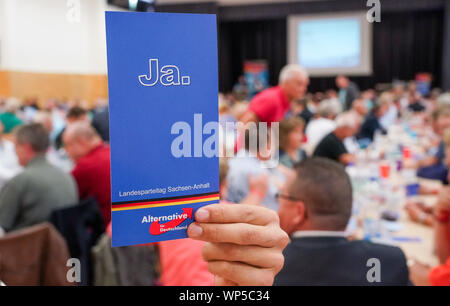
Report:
250,86,279,101
0,170,31,203
5,168,32,186
349,240,408,265
71,147,109,177
319,132,336,145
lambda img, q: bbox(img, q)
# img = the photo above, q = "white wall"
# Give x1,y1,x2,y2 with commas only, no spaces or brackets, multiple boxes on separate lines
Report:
0,0,124,74
0,0,7,69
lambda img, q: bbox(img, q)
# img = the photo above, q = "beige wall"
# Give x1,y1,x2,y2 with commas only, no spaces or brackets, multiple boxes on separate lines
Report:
0,0,126,106
0,70,108,107
0,71,10,97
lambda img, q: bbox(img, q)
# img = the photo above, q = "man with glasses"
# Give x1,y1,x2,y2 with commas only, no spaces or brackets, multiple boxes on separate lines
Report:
274,157,411,285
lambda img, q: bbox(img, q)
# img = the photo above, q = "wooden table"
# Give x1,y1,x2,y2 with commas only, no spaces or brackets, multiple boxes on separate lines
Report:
395,196,439,266
385,178,439,266
352,174,440,266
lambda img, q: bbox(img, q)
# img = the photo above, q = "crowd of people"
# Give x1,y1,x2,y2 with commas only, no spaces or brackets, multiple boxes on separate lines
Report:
0,95,288,286
219,65,450,286
0,98,111,231
0,63,450,285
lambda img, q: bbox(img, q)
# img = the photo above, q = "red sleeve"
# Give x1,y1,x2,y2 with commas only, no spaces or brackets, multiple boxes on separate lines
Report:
248,94,276,122
71,164,88,199
429,259,450,286
158,239,214,286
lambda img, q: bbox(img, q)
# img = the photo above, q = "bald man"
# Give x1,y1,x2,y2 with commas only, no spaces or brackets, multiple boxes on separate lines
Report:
63,122,111,226
241,65,310,125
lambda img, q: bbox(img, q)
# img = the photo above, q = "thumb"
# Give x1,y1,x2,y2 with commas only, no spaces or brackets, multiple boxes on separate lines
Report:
214,275,238,286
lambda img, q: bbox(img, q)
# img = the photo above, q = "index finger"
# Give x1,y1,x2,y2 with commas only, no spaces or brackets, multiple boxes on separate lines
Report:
195,204,279,226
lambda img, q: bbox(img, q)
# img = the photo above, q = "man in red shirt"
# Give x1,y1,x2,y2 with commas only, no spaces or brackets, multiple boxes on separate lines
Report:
241,64,310,124
63,122,111,226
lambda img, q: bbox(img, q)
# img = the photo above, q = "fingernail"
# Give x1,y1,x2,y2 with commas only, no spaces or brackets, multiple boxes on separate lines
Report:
196,208,210,222
188,223,203,237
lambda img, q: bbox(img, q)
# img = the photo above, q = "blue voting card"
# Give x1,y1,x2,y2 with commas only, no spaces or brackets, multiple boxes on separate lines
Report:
105,12,219,247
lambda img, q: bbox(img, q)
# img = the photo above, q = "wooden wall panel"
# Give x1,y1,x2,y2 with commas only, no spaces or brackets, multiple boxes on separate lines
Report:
0,70,108,107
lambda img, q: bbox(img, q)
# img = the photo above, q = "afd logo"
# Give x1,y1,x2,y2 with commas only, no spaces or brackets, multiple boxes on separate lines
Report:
138,58,191,87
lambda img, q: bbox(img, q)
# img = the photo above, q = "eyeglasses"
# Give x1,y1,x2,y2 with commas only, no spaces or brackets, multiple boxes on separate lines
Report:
275,193,302,202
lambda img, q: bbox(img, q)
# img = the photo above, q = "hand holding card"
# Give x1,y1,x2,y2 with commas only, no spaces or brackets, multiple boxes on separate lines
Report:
106,12,219,247
187,204,289,286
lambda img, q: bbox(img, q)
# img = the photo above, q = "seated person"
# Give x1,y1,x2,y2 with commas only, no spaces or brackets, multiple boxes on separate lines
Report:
0,121,21,189
91,98,110,143
0,98,24,133
54,106,88,150
415,106,450,184
409,186,450,286
0,124,77,233
313,112,358,166
350,98,368,119
343,113,363,154
407,136,450,285
305,99,339,152
379,93,399,129
34,111,73,173
226,125,287,211
405,126,450,219
274,157,411,286
292,98,314,127
420,106,447,155
278,117,307,168
361,89,376,112
408,92,426,113
356,93,391,143
63,122,111,226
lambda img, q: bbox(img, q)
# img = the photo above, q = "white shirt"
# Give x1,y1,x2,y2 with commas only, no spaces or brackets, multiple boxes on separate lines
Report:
343,137,360,154
226,150,285,212
0,139,22,189
46,147,74,173
379,105,398,129
305,118,336,152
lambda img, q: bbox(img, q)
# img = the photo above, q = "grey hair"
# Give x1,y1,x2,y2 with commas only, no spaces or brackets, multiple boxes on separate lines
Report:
335,112,359,129
65,121,99,141
279,64,309,84
14,123,49,153
317,99,341,117
437,93,450,107
4,97,21,113
34,111,52,126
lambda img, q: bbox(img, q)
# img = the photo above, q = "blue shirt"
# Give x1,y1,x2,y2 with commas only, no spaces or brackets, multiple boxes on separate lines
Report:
226,150,285,211
435,141,446,163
